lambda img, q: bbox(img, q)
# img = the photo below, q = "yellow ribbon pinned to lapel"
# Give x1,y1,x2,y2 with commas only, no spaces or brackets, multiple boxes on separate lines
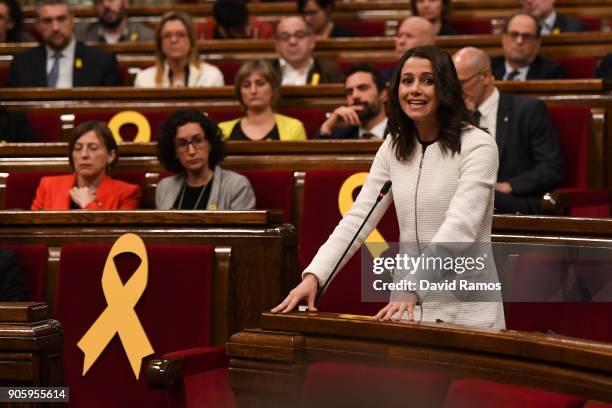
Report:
77,233,154,380
338,172,389,258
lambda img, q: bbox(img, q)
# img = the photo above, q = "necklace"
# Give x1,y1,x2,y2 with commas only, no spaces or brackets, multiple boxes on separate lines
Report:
176,182,208,210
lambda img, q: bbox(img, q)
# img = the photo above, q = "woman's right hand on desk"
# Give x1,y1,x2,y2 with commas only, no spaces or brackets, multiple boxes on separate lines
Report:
271,273,319,313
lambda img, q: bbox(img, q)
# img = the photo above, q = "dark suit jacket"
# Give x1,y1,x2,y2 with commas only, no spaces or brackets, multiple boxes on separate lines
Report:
315,126,360,139
595,53,612,79
495,92,564,209
491,55,566,80
0,109,37,142
272,58,344,85
0,250,28,301
552,13,589,33
7,41,122,87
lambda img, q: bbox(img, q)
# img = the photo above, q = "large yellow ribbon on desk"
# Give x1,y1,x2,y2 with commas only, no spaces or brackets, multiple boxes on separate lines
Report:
108,111,151,143
77,233,154,380
338,172,389,258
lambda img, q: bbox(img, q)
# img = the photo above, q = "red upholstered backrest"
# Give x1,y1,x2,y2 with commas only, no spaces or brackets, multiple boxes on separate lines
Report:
55,243,214,407
0,66,8,87
546,105,590,188
5,171,63,209
300,169,399,315
575,16,601,31
444,379,585,408
303,362,450,408
25,112,62,142
505,252,612,342
206,108,243,125
551,56,597,79
335,20,386,37
447,18,493,34
235,169,294,223
0,245,47,302
214,61,242,85
74,110,174,142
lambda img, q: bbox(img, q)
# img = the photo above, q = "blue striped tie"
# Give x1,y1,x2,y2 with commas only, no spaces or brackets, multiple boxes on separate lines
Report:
47,53,61,87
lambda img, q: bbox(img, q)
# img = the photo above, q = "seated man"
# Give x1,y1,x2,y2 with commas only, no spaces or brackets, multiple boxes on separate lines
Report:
453,46,564,214
0,108,37,142
521,0,588,34
0,249,28,301
315,64,387,139
76,0,153,43
383,16,436,81
272,16,343,85
209,0,273,39
491,12,565,81
595,53,612,79
7,0,122,87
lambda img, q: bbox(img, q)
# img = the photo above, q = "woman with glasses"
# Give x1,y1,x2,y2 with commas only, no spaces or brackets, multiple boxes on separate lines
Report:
297,0,355,39
219,59,307,141
134,11,224,88
31,121,141,210
156,108,255,210
411,0,456,36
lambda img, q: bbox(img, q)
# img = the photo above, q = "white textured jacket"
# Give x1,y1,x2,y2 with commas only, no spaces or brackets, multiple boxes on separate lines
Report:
134,62,224,88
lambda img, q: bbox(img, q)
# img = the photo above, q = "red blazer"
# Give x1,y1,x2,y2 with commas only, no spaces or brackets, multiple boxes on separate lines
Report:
31,174,141,210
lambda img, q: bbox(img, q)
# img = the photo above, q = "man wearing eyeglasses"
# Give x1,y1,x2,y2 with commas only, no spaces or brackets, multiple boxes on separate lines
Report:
7,0,122,87
491,12,565,81
271,16,343,85
521,0,587,34
453,46,564,215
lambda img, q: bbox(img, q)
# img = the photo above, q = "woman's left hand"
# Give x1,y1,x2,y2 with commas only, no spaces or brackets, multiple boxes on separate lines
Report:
373,301,417,322
70,186,96,208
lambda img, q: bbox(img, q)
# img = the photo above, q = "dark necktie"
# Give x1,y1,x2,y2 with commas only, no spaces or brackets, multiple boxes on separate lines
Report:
506,70,520,80
473,110,482,126
47,53,62,88
361,132,376,139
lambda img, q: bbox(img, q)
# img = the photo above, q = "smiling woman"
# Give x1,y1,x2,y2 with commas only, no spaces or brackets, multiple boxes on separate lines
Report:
31,121,141,210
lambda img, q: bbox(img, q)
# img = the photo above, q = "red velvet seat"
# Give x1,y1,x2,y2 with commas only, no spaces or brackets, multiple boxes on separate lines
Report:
444,379,585,408
447,18,493,34
5,170,146,210
302,362,450,408
335,20,386,37
55,242,231,407
214,61,242,85
575,16,601,31
74,110,174,142
0,245,47,302
0,66,8,87
235,169,294,223
551,56,597,79
25,111,62,142
547,105,609,217
300,169,399,315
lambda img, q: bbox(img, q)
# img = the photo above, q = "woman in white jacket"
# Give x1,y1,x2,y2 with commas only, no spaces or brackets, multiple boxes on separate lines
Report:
272,46,505,328
134,12,224,88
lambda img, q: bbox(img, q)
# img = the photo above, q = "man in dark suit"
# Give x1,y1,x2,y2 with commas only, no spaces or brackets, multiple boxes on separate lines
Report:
491,12,565,81
7,0,122,88
453,46,564,214
315,64,387,140
595,53,612,79
272,16,343,85
0,109,37,143
521,0,588,34
0,249,28,301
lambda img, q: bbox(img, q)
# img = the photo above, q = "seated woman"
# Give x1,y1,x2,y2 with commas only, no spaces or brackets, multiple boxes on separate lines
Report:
297,0,355,38
412,0,456,36
134,11,224,88
156,108,256,210
31,121,141,210
219,59,307,141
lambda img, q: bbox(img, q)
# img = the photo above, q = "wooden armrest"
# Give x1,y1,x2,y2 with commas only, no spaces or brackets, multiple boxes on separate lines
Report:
147,358,184,390
539,191,569,215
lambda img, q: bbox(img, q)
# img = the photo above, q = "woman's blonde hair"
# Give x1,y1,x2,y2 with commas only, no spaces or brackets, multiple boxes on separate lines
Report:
154,11,199,86
233,59,281,110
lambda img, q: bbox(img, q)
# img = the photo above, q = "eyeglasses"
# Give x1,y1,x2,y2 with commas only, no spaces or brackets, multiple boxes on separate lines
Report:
175,135,207,152
459,67,487,84
504,31,538,42
161,31,189,41
277,31,311,42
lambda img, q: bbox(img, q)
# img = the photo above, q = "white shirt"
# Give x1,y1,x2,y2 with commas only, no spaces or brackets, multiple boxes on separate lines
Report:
503,61,529,81
476,87,499,140
279,58,313,86
46,37,75,88
134,61,225,88
541,12,557,35
359,117,388,139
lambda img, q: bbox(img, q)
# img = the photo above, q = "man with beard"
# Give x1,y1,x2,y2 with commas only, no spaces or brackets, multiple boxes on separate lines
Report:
491,12,565,81
315,64,388,139
76,0,153,43
7,0,122,87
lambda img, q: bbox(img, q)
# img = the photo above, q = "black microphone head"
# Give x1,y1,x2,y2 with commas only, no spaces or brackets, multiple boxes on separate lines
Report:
381,180,392,195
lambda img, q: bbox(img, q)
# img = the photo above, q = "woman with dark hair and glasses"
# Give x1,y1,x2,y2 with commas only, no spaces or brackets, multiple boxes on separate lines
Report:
411,0,456,36
156,108,255,210
273,46,504,329
31,121,141,210
297,0,355,39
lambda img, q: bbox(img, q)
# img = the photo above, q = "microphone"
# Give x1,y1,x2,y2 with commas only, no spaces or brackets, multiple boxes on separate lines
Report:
315,180,392,302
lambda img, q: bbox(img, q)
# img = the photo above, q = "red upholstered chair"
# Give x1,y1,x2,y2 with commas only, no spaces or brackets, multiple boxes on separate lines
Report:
0,245,47,302
300,169,399,315
447,18,493,34
551,56,597,79
74,110,174,142
55,243,232,407
235,169,294,223
444,379,585,408
302,362,450,408
575,16,601,31
547,105,609,217
25,112,62,142
214,61,242,85
0,66,8,87
335,20,386,37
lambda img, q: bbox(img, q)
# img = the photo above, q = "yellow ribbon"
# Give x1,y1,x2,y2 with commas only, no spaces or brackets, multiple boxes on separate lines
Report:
77,233,154,380
338,172,389,258
107,111,151,143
